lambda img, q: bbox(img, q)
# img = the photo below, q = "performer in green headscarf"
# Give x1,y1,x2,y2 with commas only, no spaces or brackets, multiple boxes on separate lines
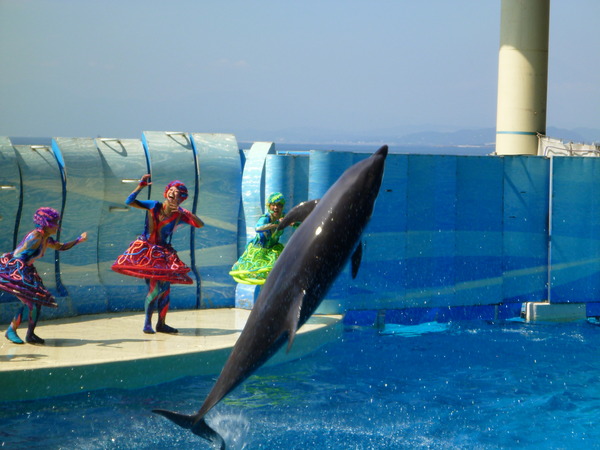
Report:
230,192,291,285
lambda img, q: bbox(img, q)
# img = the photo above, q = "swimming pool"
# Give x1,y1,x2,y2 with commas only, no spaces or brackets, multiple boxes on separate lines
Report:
2,318,600,449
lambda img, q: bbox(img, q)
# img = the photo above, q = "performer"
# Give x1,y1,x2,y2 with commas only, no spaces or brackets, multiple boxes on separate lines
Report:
229,192,295,285
111,174,204,334
0,207,87,344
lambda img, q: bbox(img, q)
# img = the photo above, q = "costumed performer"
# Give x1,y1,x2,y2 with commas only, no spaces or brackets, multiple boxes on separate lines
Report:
229,192,296,285
111,174,204,334
1,207,87,344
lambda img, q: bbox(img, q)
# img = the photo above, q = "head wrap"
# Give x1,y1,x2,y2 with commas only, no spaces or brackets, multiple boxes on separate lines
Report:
164,180,188,203
33,207,61,229
266,192,285,207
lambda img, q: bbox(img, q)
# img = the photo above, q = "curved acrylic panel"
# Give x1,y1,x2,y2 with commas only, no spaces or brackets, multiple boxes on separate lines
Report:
142,131,198,309
12,145,64,313
52,138,106,314
240,142,275,244
0,138,20,255
0,138,21,311
95,138,150,311
190,133,241,307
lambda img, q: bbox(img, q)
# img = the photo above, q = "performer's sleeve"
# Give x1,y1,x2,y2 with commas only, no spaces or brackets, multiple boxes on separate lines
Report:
126,190,155,210
255,215,270,232
178,208,204,228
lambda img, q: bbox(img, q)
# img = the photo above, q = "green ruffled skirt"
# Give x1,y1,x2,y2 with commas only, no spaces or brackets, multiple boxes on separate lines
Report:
229,242,284,285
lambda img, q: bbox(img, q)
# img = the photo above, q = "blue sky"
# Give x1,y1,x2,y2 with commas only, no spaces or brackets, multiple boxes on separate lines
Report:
0,0,598,142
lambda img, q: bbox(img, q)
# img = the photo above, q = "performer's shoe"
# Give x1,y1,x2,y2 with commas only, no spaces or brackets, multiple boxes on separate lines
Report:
26,333,45,345
5,327,24,344
143,324,155,334
156,323,178,334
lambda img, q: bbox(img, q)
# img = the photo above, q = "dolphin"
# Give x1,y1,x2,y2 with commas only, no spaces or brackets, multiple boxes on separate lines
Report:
153,145,388,448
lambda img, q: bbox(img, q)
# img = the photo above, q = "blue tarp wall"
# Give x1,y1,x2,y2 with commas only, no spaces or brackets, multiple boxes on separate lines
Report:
1,134,600,324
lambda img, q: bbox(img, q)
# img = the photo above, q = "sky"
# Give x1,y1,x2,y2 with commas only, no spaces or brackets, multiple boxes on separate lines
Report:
0,0,598,143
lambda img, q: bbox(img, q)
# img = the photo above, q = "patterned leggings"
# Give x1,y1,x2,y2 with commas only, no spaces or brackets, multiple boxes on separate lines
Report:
143,279,171,332
10,296,41,339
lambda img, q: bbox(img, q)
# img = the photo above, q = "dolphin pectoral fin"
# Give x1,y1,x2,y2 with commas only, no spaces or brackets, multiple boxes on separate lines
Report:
351,242,363,279
285,292,305,352
153,409,225,449
278,199,319,230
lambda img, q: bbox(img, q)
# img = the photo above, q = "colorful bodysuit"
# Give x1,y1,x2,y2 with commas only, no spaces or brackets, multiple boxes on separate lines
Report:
0,230,58,307
111,195,199,284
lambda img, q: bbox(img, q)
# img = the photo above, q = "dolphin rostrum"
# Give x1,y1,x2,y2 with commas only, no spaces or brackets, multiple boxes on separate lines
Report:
153,145,388,448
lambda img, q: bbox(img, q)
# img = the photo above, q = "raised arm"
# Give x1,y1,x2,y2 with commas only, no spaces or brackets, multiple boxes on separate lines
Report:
126,174,153,210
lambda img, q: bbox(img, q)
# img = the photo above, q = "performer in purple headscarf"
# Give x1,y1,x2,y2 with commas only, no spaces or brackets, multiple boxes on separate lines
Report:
0,207,87,344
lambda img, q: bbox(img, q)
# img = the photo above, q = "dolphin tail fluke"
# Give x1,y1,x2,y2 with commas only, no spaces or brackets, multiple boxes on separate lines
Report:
153,409,225,449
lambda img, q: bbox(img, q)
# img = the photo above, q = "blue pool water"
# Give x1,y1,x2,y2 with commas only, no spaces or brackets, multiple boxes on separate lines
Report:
2,319,600,449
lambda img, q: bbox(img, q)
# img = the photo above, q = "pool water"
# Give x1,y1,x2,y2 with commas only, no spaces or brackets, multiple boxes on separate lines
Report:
2,319,600,449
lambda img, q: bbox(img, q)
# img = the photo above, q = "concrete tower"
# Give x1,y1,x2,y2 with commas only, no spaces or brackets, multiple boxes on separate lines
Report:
496,0,550,155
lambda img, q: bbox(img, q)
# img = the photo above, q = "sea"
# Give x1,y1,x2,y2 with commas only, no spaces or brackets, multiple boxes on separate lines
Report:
8,137,494,157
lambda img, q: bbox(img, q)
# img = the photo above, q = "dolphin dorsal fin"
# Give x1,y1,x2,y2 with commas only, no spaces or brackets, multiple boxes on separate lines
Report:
286,291,305,352
351,242,363,279
277,199,319,230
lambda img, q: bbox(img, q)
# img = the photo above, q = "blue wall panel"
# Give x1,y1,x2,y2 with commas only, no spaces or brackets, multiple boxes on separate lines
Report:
502,156,549,303
96,138,150,311
307,151,355,313
191,133,241,308
551,157,600,302
455,156,504,305
142,131,199,309
53,138,107,315
405,155,457,308
348,153,408,310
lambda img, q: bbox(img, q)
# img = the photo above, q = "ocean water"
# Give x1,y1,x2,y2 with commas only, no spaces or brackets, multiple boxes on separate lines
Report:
2,319,600,449
10,137,492,157
247,142,493,156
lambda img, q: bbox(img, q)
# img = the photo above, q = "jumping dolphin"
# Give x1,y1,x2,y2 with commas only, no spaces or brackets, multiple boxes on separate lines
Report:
153,145,388,448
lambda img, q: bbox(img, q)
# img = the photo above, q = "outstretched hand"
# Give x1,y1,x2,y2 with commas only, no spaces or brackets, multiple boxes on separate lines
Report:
78,232,88,243
139,174,152,187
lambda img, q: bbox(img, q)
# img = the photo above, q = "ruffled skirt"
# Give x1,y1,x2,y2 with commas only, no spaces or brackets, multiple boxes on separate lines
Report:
111,238,193,284
0,253,57,307
229,242,284,285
